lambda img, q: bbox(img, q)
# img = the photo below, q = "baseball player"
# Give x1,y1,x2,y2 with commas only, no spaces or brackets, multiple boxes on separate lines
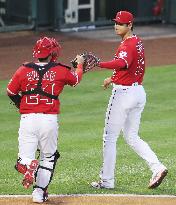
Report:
91,11,168,189
7,37,85,203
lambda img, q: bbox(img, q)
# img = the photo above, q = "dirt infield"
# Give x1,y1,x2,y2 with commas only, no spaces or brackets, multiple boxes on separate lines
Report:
1,30,176,204
0,195,176,205
1,30,176,80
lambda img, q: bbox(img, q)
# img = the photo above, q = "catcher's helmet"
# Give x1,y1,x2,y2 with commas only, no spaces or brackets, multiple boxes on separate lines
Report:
33,37,61,62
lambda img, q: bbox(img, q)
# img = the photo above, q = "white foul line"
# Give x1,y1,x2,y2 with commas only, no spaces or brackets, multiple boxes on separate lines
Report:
0,194,176,198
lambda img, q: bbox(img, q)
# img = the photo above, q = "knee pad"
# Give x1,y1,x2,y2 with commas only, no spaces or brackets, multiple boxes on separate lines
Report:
35,150,60,190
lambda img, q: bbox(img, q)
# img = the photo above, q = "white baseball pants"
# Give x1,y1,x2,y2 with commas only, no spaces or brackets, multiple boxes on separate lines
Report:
100,84,166,188
18,113,58,166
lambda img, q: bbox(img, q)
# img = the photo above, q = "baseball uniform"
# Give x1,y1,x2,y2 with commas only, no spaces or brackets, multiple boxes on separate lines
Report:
7,37,84,202
91,11,167,189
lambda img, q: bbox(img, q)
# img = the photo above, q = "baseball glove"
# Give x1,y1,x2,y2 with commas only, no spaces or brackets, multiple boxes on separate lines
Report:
71,52,100,73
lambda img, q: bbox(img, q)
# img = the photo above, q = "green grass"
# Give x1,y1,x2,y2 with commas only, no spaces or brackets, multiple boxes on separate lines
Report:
0,65,176,195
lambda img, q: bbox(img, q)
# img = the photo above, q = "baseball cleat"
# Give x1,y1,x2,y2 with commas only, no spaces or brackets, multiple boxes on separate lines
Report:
91,180,114,189
32,188,48,203
148,169,168,189
22,160,39,189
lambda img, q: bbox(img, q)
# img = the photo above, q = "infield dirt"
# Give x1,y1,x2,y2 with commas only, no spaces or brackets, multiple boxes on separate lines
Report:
1,30,176,80
0,195,176,205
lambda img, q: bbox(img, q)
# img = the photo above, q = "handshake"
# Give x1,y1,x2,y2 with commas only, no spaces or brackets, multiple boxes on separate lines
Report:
71,52,100,73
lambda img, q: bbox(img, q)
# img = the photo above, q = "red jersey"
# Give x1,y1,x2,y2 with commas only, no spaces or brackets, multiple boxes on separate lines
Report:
100,35,145,85
112,35,145,85
7,62,80,114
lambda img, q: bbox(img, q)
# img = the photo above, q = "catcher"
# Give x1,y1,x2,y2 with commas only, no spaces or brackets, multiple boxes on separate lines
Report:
7,36,85,203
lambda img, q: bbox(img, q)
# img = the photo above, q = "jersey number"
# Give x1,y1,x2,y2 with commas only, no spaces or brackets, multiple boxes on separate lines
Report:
26,83,55,104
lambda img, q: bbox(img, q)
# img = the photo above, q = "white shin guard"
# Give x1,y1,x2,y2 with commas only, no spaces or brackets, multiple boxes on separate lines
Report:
35,150,60,190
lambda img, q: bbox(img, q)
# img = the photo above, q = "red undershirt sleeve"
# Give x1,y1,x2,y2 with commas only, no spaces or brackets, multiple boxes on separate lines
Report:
65,64,83,87
99,58,126,71
75,64,83,83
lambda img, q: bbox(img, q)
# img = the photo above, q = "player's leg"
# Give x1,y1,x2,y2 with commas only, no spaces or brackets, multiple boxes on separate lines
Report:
33,150,60,203
15,114,39,188
92,88,127,189
32,114,59,203
123,87,167,188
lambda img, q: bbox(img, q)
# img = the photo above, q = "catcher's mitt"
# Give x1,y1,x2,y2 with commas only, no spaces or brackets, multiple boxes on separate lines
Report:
71,52,100,73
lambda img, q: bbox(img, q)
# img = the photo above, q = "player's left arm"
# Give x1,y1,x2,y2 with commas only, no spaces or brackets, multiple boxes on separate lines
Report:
102,77,112,90
7,69,22,109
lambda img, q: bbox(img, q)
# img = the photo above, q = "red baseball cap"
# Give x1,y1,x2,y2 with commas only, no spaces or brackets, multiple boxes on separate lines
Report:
113,11,134,24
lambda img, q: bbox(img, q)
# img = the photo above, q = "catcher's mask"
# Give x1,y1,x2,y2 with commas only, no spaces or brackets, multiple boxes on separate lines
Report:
33,37,61,62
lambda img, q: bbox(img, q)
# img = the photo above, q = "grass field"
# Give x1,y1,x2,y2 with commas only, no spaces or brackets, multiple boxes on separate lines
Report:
0,65,176,195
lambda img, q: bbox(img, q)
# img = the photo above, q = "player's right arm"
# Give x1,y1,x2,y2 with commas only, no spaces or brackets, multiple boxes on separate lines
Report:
65,55,84,87
64,64,83,87
98,44,133,71
99,58,126,70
